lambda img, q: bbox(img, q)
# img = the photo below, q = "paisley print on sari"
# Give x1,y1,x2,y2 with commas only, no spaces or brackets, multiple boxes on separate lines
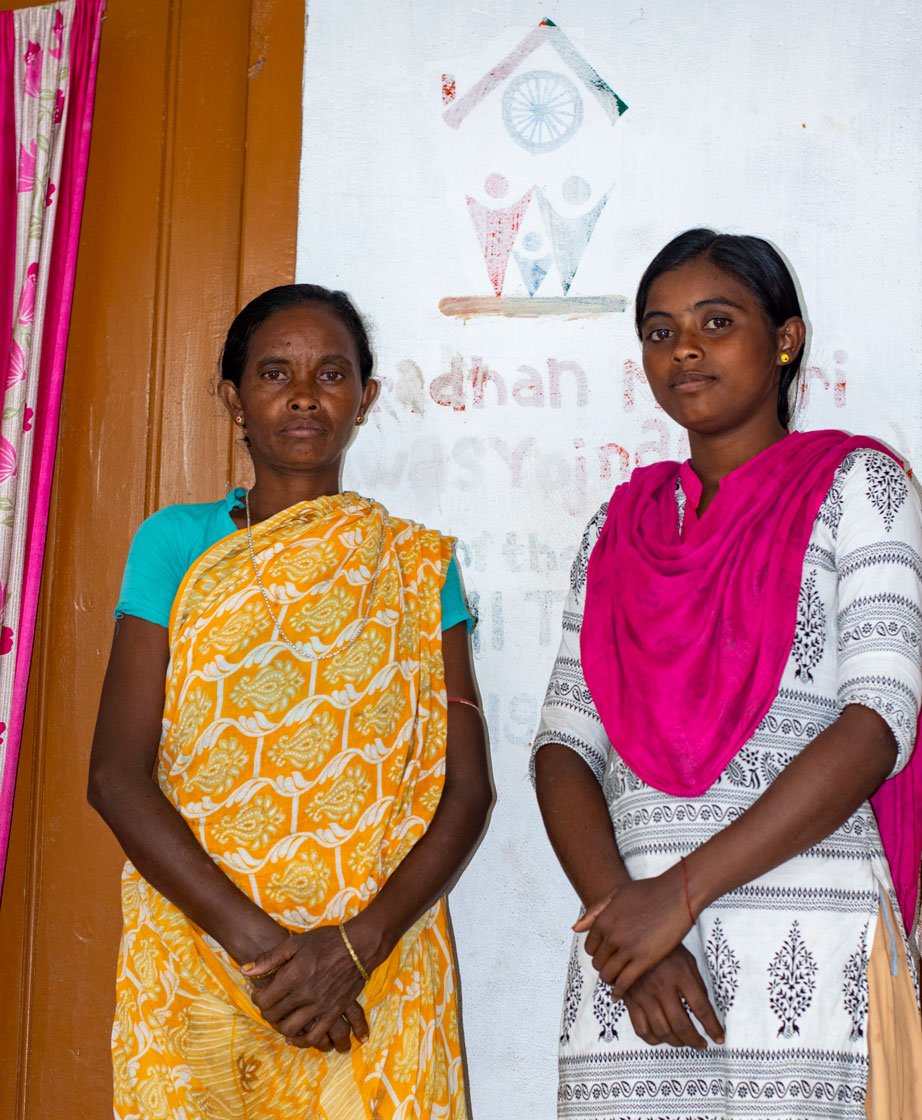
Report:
113,492,466,1120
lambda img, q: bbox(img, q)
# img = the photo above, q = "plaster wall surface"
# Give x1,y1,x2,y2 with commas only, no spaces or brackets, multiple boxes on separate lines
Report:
297,3,922,1114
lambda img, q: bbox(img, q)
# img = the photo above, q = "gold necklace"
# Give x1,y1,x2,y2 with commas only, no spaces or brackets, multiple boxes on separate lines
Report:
244,490,388,661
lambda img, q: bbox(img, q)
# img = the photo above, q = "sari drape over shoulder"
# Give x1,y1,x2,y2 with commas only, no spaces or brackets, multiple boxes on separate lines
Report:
113,492,466,1120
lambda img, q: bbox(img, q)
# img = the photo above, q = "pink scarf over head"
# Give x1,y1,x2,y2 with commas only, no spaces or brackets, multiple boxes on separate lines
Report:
581,429,922,931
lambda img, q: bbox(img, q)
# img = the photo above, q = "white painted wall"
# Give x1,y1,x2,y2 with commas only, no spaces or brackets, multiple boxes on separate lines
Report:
297,3,922,1115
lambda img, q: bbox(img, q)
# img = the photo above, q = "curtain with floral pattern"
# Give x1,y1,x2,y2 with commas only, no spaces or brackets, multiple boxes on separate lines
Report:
0,0,104,891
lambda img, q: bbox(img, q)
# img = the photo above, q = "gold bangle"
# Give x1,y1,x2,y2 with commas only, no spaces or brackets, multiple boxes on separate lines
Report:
338,922,370,983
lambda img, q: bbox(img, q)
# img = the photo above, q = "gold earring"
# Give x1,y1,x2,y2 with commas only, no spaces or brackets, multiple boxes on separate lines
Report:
355,415,365,426
235,415,245,426
779,353,790,364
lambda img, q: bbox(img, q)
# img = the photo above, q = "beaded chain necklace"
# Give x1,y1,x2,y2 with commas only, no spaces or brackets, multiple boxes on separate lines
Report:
244,490,388,662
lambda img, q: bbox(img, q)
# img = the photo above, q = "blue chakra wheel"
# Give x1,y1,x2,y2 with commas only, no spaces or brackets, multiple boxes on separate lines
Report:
502,69,584,153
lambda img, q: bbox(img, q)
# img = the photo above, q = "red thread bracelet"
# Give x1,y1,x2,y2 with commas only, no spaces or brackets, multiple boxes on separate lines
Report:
447,696,482,714
679,855,696,925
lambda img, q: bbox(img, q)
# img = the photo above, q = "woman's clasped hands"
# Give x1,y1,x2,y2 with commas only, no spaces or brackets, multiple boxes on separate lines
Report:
242,923,370,1054
573,863,725,1051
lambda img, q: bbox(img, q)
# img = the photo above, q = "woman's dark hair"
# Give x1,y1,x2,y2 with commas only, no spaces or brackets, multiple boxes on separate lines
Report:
634,229,803,428
220,284,374,387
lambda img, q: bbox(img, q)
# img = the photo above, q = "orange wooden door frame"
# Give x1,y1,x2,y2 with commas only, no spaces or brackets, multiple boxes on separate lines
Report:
0,2,304,1116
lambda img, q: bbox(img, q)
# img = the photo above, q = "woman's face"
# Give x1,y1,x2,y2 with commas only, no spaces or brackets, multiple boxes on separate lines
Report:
219,303,378,482
639,257,802,439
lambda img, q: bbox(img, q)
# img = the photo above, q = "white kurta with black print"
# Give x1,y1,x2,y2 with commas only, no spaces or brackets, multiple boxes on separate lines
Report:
534,449,922,1120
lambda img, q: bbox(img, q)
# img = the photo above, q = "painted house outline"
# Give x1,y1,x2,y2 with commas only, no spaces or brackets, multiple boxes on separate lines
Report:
442,18,628,131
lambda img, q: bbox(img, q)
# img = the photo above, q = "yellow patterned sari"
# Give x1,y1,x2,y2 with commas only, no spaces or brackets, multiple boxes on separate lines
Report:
112,492,466,1120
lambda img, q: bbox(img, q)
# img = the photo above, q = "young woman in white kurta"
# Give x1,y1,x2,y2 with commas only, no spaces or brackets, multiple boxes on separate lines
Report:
533,230,922,1120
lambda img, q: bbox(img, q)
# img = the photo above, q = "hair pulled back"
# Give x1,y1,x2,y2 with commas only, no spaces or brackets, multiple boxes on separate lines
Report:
220,284,374,387
634,229,803,428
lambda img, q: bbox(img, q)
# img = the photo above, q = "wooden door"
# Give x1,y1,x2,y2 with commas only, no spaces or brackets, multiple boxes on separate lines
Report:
0,2,304,1115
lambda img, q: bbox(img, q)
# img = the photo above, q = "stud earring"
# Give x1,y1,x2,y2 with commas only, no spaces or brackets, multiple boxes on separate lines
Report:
779,353,790,364
355,415,365,426
234,415,245,426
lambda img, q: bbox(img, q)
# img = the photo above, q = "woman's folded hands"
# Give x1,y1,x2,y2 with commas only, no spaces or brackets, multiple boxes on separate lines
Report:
573,869,724,1050
243,926,370,1053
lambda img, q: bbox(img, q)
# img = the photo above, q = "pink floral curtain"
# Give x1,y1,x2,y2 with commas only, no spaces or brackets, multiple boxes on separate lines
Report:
0,0,104,892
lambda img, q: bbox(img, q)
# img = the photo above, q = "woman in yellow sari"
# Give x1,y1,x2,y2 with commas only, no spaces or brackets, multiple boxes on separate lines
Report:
89,285,493,1119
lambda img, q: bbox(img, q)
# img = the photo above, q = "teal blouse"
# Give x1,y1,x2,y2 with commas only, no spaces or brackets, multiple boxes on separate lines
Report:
116,489,472,631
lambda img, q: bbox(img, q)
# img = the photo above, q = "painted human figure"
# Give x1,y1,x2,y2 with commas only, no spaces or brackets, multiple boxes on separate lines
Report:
536,176,609,294
466,172,533,296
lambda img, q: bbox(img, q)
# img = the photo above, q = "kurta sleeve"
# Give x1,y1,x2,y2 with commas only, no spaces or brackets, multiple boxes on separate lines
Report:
834,448,922,774
531,503,613,784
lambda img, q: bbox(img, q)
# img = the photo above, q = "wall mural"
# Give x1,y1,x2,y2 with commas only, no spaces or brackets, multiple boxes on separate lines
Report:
298,7,919,1115
440,20,628,318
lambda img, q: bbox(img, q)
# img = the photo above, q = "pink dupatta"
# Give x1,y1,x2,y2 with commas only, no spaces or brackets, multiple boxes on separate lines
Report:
581,429,922,930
